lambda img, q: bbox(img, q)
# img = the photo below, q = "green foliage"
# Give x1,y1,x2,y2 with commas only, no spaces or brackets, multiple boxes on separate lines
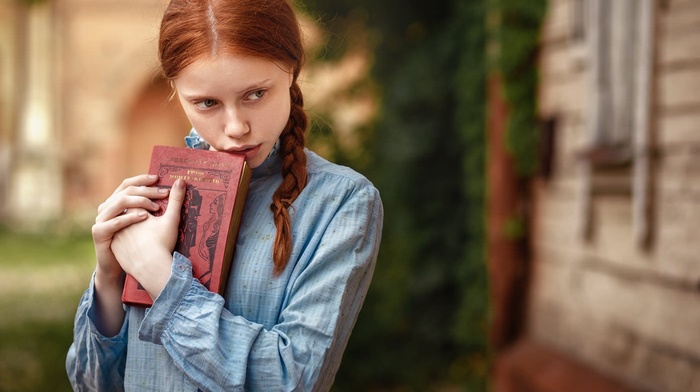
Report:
302,0,489,390
453,0,490,374
490,0,547,177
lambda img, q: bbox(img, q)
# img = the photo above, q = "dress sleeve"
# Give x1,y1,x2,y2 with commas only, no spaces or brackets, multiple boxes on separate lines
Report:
138,182,384,392
65,273,128,392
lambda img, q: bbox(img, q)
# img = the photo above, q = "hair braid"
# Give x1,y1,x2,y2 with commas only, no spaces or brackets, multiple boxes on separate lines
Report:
270,80,308,275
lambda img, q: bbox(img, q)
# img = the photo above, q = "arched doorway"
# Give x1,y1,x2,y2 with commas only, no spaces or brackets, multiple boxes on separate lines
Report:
123,75,191,177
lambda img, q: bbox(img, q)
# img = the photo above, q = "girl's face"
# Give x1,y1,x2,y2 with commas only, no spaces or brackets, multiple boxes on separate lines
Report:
174,54,293,168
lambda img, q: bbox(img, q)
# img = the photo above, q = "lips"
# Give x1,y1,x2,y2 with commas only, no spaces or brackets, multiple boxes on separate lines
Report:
227,144,261,159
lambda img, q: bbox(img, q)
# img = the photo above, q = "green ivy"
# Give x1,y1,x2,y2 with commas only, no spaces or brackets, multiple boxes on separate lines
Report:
452,1,490,389
301,0,491,389
491,0,547,177
299,0,544,389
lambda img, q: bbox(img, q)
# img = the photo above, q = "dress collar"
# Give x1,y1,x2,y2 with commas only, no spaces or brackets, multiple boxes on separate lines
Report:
251,140,281,179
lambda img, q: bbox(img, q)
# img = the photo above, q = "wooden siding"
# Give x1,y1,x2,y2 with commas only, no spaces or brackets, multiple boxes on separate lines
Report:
529,0,700,391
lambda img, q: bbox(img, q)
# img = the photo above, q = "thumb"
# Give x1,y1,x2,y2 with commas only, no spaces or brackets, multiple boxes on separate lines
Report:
164,179,187,222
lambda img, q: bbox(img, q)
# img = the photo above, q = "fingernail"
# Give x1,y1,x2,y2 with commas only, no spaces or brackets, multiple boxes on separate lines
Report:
158,187,169,194
137,211,147,217
148,174,158,180
175,179,185,189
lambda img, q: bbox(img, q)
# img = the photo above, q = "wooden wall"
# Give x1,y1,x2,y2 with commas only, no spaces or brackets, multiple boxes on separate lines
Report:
526,0,700,391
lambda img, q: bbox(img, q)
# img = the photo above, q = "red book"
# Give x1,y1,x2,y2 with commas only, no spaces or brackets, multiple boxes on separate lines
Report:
122,145,252,307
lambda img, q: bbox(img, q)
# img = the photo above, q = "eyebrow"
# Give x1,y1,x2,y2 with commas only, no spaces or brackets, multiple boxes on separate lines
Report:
234,78,273,94
179,79,273,101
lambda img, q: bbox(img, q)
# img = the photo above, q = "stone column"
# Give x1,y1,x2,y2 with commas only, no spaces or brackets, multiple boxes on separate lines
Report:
8,1,62,230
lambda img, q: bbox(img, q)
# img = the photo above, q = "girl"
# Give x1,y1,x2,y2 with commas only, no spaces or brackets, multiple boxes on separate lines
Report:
65,0,383,390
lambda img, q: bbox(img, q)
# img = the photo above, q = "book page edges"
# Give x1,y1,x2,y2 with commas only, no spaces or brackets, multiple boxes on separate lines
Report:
216,161,252,296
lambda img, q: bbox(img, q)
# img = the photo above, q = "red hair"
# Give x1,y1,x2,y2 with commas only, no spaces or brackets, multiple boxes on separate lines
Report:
159,0,308,275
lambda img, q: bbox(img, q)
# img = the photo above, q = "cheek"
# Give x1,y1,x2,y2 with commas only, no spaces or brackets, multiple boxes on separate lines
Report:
263,97,292,136
184,112,218,141
262,112,289,137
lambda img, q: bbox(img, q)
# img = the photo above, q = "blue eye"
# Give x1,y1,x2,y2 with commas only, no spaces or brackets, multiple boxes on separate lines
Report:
195,99,217,109
247,90,265,101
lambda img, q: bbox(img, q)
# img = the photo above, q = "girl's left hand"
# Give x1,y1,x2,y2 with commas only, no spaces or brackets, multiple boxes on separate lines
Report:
111,179,187,299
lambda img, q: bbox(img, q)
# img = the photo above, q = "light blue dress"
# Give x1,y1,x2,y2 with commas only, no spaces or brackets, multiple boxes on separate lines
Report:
66,137,384,391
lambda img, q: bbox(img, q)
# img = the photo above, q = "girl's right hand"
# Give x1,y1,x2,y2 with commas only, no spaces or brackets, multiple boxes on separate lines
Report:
91,174,169,282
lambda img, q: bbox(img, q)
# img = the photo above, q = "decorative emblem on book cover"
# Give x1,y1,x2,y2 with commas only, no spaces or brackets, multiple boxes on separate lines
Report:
152,164,234,290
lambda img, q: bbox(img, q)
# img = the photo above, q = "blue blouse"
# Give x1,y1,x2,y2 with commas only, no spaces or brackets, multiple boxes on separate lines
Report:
66,146,384,391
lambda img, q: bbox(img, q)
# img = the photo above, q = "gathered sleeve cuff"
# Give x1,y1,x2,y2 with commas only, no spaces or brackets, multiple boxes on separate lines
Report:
138,252,224,345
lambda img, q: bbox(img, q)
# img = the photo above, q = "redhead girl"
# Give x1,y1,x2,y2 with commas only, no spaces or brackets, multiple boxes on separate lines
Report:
66,0,383,390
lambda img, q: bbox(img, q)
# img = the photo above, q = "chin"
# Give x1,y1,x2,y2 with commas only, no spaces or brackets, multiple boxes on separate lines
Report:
246,157,264,169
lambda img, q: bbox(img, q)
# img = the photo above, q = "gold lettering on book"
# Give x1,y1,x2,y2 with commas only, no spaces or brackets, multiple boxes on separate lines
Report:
190,177,220,184
168,174,220,184
167,157,231,168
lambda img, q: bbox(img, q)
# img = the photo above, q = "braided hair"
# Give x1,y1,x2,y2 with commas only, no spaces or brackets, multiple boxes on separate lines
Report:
270,81,307,274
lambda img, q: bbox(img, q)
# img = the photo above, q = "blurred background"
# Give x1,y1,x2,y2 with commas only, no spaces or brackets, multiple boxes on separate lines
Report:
2,0,700,391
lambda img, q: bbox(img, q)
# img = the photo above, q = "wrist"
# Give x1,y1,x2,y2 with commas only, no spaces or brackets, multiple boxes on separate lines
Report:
128,251,174,300
92,267,126,337
94,266,126,290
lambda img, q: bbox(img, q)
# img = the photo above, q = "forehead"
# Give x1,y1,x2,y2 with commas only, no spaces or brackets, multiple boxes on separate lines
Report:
174,54,289,92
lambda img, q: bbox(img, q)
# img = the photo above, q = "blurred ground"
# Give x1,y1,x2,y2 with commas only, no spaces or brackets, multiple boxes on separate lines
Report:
0,229,94,392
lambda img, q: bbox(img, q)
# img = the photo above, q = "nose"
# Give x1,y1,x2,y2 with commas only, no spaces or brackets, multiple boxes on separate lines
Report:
223,108,249,139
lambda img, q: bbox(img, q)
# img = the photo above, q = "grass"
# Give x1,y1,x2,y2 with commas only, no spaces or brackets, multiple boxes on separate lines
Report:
0,228,95,392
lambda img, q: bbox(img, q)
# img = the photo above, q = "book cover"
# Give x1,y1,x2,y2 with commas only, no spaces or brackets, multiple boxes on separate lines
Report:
121,145,252,307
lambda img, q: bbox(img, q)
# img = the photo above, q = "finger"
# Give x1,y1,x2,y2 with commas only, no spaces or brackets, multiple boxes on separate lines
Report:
98,184,170,220
92,211,149,242
110,174,160,197
121,206,151,216
113,184,168,205
96,196,161,223
163,179,186,222
98,175,160,215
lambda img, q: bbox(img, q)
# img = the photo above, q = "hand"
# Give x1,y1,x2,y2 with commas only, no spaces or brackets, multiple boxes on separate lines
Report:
110,179,187,298
90,174,171,335
91,174,168,282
